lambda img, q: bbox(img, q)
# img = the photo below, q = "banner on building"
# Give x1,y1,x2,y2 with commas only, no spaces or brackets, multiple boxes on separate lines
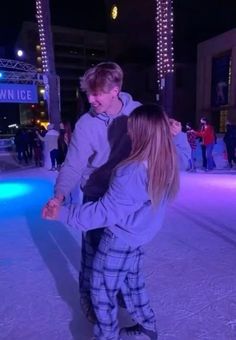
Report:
0,83,38,103
211,53,231,107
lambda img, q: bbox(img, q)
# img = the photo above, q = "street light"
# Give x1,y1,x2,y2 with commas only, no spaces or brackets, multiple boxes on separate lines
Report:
17,50,24,58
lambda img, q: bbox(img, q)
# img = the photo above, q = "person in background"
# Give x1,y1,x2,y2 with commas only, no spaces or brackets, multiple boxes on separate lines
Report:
223,120,236,168
26,129,34,162
57,121,72,170
170,119,191,171
39,125,47,137
14,128,29,165
43,104,179,340
36,123,59,171
186,122,197,171
193,117,216,171
32,128,43,167
199,120,207,169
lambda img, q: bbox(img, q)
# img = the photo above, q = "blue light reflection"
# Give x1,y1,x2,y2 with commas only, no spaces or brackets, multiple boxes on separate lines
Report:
0,178,53,218
0,182,32,200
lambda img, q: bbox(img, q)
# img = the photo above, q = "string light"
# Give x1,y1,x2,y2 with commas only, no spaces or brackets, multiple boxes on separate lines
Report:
156,0,174,90
35,0,49,73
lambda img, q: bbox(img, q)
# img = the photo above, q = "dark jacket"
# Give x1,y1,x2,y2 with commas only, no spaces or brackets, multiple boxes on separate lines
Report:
223,124,236,146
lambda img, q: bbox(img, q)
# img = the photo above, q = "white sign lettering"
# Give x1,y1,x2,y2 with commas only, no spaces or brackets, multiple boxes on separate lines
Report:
0,84,37,103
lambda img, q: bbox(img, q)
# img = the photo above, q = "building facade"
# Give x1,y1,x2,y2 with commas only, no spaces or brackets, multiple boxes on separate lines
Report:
196,28,236,132
16,22,108,125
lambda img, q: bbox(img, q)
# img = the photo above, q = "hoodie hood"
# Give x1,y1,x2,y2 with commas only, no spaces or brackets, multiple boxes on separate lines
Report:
91,92,141,125
118,92,141,116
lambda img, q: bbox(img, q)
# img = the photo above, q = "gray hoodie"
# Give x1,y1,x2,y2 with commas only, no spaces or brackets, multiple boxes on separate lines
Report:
59,162,167,247
55,92,141,199
173,131,191,170
38,128,59,152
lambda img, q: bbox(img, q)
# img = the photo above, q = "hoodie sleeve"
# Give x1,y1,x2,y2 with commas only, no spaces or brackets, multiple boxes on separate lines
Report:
37,133,45,142
59,163,148,231
55,118,94,198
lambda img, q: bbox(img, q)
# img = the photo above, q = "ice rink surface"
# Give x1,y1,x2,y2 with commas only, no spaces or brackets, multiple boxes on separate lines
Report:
0,168,236,340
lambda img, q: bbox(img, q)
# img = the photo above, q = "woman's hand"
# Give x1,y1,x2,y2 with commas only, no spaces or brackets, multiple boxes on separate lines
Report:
42,196,63,220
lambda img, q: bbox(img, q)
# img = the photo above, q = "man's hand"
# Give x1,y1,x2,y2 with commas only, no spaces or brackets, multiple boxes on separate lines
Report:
42,195,64,220
169,118,182,136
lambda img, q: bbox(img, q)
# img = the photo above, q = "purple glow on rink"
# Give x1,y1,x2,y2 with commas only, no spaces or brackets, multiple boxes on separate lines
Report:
204,174,236,189
181,170,236,186
0,168,236,339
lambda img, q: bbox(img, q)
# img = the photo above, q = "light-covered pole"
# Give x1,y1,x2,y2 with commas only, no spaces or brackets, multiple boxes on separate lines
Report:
156,0,174,116
35,0,61,128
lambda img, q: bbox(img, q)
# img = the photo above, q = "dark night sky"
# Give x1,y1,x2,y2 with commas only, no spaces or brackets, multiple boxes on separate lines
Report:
174,0,236,61
1,0,236,62
0,0,106,45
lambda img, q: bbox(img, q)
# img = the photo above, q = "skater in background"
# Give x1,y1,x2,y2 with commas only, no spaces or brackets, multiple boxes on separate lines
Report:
170,119,191,171
223,120,236,168
186,122,197,171
193,117,216,171
32,129,43,167
14,128,29,165
36,123,59,170
57,121,72,169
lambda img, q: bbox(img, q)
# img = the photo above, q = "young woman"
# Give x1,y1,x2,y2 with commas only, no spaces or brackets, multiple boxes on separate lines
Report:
44,104,179,340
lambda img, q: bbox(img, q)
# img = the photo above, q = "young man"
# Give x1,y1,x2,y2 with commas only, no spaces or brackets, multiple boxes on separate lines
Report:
42,61,141,323
194,117,216,171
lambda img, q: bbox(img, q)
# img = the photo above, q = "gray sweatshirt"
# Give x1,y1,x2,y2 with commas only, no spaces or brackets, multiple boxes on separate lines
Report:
59,162,167,247
173,131,191,170
55,92,141,199
38,129,59,152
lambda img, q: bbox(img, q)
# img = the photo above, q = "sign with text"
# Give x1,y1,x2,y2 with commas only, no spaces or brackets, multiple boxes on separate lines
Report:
0,83,38,103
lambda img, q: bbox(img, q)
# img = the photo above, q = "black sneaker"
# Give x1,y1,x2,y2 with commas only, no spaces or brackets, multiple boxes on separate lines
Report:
119,323,158,340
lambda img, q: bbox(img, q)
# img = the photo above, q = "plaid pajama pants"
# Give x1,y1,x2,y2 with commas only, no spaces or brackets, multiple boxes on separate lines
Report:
80,228,126,322
79,228,104,298
90,229,156,340
79,195,104,302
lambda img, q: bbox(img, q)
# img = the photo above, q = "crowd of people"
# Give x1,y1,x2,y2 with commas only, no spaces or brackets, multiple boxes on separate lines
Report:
33,61,236,340
14,121,72,171
169,117,215,173
173,116,236,172
14,127,44,167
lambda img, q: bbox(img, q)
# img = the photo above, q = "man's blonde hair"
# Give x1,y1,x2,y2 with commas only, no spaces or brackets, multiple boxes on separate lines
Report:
125,104,179,206
80,62,123,93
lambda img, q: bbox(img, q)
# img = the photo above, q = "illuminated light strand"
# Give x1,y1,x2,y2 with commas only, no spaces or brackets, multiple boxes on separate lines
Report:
35,0,49,72
156,0,174,90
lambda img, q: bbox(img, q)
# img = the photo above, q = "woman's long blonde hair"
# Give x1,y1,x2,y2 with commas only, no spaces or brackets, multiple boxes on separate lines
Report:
125,104,179,206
